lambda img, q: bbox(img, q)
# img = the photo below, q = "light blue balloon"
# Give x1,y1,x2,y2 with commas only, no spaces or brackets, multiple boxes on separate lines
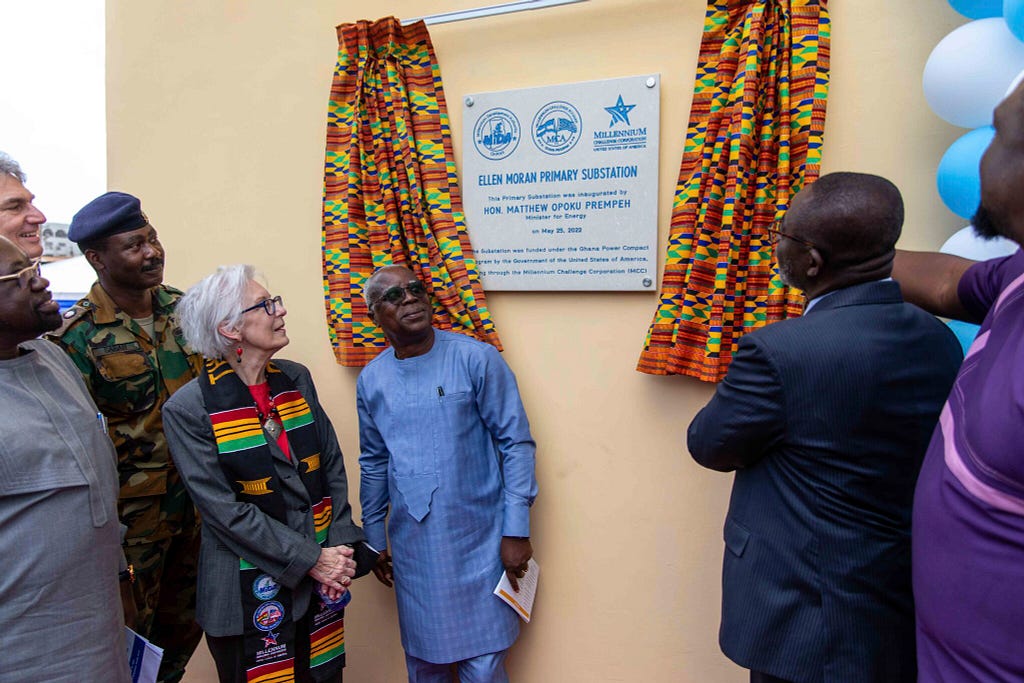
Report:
948,0,1002,18
1007,0,1024,42
946,319,981,355
937,126,996,220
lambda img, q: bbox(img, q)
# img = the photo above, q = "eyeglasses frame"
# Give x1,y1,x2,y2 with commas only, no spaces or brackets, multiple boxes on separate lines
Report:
240,295,283,316
766,222,817,250
369,280,428,310
0,257,42,288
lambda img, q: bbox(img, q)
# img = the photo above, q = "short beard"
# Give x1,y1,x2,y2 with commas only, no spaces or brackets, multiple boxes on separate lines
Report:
777,260,800,291
972,203,1006,240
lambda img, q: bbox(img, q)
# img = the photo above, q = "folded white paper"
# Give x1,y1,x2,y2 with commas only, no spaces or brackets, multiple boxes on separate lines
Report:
125,626,164,683
493,557,539,622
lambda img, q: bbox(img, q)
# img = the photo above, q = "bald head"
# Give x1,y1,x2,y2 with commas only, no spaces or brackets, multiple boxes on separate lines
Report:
788,172,903,267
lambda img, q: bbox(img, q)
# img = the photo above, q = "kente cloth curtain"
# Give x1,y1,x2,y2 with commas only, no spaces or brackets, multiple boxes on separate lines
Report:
323,17,501,367
637,0,830,382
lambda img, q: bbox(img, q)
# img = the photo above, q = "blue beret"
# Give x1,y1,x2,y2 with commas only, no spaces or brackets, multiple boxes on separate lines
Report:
68,192,150,244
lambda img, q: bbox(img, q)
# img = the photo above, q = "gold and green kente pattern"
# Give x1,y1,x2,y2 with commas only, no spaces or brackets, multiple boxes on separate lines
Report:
638,0,830,382
323,17,501,366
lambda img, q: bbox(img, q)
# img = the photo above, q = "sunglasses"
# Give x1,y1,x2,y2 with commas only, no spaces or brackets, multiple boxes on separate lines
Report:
0,257,42,288
371,280,428,309
240,295,283,316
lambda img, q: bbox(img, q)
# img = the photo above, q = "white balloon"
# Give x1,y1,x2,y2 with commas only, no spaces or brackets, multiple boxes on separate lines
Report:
939,225,1020,259
923,18,1024,128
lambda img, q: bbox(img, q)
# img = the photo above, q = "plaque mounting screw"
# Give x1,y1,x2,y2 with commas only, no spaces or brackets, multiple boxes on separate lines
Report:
643,278,653,287
465,96,475,107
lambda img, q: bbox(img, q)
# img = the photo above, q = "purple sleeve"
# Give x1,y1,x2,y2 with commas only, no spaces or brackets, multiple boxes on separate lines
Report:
958,250,1024,320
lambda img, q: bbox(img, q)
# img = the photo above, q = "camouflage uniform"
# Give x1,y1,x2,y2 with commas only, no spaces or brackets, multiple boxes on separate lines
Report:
49,282,203,683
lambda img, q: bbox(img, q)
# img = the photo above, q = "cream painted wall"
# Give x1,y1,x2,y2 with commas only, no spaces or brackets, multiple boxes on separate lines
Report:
106,2,965,680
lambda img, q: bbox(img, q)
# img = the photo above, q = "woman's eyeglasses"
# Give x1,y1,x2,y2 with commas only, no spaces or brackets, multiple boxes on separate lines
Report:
240,295,283,316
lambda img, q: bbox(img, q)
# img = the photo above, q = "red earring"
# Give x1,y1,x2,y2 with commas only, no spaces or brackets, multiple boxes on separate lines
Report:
236,346,243,363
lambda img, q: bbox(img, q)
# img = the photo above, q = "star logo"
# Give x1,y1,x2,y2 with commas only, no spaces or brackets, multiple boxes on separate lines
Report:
262,631,279,648
604,95,636,127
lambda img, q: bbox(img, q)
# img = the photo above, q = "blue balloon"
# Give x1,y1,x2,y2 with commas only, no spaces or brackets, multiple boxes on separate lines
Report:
937,126,996,219
947,319,981,355
948,0,1002,18
1007,0,1024,42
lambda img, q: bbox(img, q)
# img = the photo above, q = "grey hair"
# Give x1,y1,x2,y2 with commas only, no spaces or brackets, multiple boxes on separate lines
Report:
0,152,26,183
363,265,414,311
177,264,259,359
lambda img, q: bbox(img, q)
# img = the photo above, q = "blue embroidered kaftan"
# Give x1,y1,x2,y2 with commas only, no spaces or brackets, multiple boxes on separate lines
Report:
357,330,537,663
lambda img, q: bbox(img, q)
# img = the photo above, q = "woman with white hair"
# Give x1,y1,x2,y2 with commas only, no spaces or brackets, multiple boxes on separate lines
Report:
162,264,372,683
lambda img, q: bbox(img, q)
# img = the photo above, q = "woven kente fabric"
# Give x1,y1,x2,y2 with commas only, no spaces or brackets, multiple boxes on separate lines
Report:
637,0,830,382
323,17,501,366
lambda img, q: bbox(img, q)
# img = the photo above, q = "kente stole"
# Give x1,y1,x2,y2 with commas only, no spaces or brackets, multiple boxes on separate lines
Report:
200,359,345,683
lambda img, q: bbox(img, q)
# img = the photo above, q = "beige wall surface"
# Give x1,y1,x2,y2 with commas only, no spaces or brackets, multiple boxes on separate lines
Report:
106,1,965,680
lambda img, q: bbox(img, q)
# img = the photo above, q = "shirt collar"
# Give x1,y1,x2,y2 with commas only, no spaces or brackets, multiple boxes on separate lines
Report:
87,282,170,324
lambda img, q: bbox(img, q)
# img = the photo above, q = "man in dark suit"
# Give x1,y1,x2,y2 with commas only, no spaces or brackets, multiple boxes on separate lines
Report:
687,172,963,683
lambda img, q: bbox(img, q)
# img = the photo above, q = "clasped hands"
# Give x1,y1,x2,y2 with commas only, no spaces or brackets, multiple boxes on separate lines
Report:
308,545,356,601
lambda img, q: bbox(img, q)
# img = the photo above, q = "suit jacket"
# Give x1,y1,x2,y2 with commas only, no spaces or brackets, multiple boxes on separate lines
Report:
687,281,962,683
162,359,367,636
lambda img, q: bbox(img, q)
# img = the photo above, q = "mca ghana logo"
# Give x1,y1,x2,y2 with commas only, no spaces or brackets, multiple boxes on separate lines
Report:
532,101,582,156
473,108,521,161
253,601,285,631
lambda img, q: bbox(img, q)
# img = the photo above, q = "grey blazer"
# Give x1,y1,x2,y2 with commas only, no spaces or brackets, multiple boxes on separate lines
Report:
162,359,366,636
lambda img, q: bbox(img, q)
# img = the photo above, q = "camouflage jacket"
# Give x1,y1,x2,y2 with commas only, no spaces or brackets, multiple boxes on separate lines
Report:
49,282,202,545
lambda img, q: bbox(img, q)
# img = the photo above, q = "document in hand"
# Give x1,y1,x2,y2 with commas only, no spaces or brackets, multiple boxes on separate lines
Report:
493,557,540,622
125,627,164,683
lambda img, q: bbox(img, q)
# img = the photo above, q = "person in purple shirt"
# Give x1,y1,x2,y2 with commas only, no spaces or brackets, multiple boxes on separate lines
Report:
895,81,1024,681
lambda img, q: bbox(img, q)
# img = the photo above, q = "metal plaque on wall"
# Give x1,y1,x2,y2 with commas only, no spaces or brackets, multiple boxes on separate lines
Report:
462,74,660,291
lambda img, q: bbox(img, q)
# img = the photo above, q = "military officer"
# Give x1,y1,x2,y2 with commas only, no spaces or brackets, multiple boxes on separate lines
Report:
49,192,203,683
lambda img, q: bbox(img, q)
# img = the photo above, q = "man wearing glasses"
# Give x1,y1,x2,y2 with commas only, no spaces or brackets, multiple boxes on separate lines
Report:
0,235,131,682
49,192,203,683
687,173,963,683
357,265,538,682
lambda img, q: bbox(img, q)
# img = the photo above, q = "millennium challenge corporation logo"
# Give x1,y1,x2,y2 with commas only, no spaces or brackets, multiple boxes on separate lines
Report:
593,93,647,153
473,107,521,161
532,100,582,156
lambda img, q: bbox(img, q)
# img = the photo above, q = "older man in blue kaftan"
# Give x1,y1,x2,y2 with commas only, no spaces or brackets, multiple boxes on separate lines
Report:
357,267,537,682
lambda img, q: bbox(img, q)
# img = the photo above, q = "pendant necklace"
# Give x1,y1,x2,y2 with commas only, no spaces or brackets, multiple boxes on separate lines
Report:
256,399,282,440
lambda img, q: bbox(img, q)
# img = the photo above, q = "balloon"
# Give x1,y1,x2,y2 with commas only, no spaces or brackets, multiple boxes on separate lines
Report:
946,319,980,355
948,0,1002,18
1006,0,1024,42
939,224,1020,260
937,127,996,219
923,18,1024,128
